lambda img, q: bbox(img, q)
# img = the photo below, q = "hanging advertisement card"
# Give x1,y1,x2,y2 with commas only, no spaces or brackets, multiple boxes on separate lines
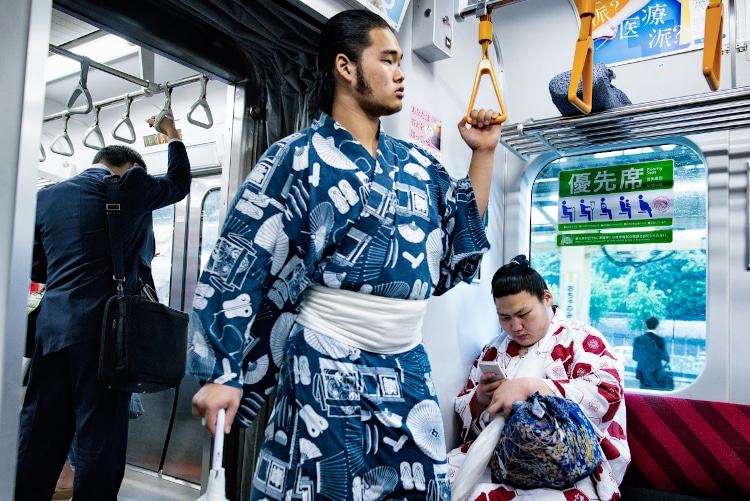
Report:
343,0,412,31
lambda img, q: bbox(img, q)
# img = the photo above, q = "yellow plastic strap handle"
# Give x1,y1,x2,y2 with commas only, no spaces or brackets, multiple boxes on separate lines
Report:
466,15,506,125
568,0,594,114
703,0,723,91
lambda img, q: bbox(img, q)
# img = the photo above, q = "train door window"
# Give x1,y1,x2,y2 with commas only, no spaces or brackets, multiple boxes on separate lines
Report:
199,188,221,273
152,205,175,304
529,143,707,391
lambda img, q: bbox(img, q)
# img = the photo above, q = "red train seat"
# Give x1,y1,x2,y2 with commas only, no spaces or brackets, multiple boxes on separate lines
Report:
623,393,750,500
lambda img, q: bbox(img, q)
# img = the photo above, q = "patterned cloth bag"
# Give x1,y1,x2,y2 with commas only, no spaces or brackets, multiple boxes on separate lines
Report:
489,392,602,489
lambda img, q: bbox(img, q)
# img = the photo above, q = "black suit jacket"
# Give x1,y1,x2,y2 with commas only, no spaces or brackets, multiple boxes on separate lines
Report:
32,141,191,354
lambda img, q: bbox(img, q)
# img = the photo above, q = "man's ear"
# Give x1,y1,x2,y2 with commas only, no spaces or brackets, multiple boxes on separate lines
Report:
334,53,355,83
543,289,554,307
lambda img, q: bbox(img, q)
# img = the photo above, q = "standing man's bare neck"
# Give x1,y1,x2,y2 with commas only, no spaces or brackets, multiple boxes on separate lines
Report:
331,98,380,159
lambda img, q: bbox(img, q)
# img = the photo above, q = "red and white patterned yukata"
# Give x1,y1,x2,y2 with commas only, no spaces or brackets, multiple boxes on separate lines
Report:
448,307,630,501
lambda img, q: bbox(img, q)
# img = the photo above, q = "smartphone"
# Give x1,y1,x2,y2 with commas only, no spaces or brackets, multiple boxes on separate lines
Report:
478,360,506,382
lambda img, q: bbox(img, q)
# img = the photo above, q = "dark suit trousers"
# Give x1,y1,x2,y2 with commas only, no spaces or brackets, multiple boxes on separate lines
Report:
16,339,130,501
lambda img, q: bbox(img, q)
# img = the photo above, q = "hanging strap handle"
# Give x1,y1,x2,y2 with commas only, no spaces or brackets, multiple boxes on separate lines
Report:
67,57,93,115
567,0,594,114
50,114,74,157
39,144,46,163
104,175,126,297
186,75,213,129
83,106,105,150
466,13,506,125
153,87,174,135
112,95,136,144
703,0,723,91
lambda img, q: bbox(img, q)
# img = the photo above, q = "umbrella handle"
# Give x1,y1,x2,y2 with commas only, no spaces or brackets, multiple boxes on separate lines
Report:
213,409,225,470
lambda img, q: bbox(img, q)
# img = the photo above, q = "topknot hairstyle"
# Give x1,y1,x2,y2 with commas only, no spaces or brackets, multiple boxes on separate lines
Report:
490,254,549,301
310,9,393,116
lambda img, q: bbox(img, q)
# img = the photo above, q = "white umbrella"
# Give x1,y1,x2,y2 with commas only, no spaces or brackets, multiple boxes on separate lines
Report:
197,408,229,501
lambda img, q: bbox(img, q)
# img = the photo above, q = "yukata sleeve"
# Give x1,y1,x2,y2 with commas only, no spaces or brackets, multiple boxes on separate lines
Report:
543,324,630,490
431,161,490,295
187,137,309,394
455,339,504,441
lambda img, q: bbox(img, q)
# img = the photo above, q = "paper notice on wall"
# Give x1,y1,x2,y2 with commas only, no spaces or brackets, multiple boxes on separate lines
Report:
409,104,442,160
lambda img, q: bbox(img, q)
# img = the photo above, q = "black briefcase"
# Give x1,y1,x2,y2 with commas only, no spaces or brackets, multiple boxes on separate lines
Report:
99,293,188,393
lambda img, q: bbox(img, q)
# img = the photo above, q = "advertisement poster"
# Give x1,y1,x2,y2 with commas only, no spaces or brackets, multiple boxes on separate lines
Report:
556,159,675,246
344,0,411,31
409,104,442,159
590,0,726,65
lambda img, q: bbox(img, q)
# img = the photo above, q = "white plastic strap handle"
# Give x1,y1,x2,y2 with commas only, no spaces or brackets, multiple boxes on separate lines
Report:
154,87,174,135
83,106,105,150
112,95,136,144
187,75,213,129
50,114,74,157
67,57,93,115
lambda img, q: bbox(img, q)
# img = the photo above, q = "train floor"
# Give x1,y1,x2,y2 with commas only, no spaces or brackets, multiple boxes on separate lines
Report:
118,464,201,501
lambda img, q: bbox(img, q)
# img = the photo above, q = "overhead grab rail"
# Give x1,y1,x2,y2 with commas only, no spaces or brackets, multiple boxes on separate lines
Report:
466,4,506,124
703,0,723,91
43,74,208,156
83,106,105,150
49,44,160,96
43,74,204,123
50,114,74,157
568,0,594,114
498,85,750,160
67,57,93,115
187,75,214,129
112,95,136,144
454,0,527,21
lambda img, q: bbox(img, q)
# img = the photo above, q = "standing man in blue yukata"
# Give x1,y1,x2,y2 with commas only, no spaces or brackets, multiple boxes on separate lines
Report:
188,9,502,500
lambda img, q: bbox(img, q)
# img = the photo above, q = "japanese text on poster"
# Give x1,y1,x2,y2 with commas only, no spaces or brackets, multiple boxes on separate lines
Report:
557,159,675,239
588,0,725,65
409,104,442,159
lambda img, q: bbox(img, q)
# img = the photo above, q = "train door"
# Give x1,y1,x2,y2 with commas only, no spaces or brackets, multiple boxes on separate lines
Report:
30,6,233,485
127,172,222,484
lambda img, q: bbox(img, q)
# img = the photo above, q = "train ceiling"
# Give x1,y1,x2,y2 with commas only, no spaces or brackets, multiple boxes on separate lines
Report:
52,0,323,86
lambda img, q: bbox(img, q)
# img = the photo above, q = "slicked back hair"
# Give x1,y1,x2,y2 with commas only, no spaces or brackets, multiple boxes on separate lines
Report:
490,255,549,302
92,145,147,171
311,9,393,116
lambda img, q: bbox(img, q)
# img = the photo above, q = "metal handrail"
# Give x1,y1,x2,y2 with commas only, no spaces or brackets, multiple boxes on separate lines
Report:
499,85,750,160
454,0,527,21
49,44,155,90
42,74,204,123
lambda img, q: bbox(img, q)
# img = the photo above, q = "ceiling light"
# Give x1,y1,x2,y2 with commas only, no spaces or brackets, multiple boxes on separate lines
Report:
45,34,139,82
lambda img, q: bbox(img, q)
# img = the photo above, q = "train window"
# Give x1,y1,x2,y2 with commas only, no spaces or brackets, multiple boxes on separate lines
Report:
529,143,707,391
199,188,221,273
152,205,176,304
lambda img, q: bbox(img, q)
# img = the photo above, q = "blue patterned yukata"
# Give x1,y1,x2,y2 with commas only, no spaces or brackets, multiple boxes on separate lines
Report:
187,112,490,500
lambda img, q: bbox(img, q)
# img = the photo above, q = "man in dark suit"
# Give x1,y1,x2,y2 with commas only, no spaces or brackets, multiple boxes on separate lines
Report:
633,316,671,389
16,114,191,500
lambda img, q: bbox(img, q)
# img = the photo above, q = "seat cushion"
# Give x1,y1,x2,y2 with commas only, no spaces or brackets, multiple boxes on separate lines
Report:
625,394,750,499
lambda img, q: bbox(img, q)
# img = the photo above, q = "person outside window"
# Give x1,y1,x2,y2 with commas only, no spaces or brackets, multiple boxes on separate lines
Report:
633,316,671,389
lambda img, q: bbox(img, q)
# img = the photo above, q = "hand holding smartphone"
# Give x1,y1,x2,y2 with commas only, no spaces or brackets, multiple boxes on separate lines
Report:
478,360,506,382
